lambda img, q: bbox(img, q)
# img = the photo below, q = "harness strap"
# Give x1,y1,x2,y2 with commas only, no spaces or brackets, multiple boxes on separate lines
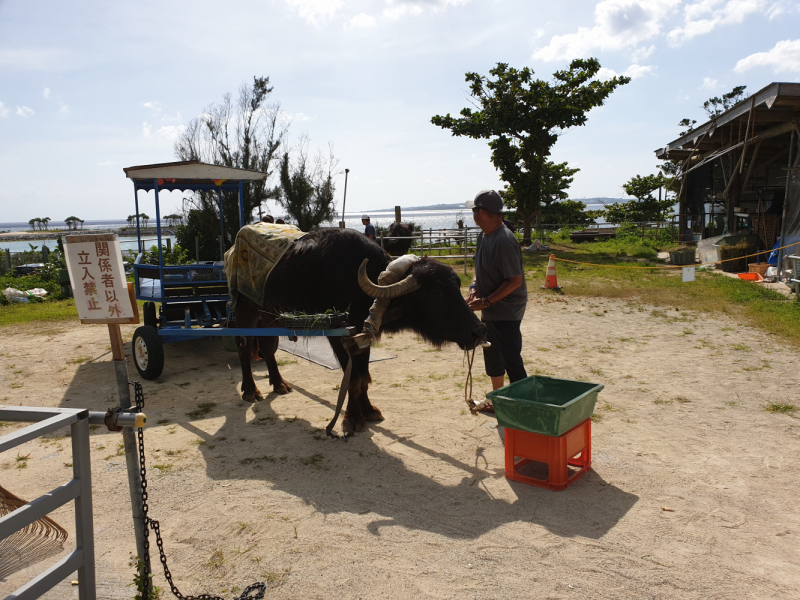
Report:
326,345,353,438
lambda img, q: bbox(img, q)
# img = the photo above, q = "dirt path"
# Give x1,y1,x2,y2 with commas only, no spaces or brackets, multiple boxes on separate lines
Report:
2,296,799,599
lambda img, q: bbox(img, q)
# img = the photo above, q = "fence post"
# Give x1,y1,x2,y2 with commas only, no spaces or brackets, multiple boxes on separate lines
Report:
71,416,97,600
380,230,384,250
195,236,200,262
463,230,467,275
5,248,11,273
395,205,401,224
641,222,645,241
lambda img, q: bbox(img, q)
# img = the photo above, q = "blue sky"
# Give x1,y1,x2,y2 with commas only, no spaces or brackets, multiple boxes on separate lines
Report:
1,0,798,222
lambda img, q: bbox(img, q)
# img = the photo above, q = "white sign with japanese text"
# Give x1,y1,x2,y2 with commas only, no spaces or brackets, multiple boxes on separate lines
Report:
64,233,136,323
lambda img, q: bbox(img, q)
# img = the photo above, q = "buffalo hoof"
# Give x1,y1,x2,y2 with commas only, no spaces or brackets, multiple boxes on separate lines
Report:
342,416,366,436
242,389,263,403
272,381,292,395
364,407,385,422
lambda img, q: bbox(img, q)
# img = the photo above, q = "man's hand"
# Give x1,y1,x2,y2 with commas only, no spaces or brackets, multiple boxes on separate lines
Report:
467,297,483,312
466,286,477,309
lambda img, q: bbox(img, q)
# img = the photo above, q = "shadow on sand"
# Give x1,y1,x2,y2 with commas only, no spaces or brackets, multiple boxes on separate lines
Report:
61,338,638,542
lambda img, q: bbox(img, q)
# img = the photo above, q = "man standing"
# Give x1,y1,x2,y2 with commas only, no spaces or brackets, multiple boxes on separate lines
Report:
362,215,375,240
466,189,527,392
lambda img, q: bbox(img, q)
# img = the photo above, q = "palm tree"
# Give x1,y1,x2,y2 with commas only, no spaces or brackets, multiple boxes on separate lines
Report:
139,213,150,228
28,218,37,231
41,217,51,230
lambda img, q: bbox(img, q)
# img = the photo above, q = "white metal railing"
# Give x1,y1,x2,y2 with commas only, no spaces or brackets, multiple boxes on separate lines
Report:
1,406,96,600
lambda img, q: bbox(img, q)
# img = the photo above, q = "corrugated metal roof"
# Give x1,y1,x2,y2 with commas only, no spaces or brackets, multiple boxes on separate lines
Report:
655,82,800,160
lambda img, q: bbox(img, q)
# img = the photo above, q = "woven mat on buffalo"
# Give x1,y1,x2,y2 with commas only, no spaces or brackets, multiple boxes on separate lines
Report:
0,484,68,579
224,222,307,308
278,336,395,370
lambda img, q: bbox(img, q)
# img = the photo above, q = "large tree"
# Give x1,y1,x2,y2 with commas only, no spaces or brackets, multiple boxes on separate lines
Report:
175,76,287,258
277,138,338,231
432,59,629,244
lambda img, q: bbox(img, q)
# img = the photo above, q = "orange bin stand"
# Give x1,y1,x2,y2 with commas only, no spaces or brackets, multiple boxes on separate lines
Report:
504,419,591,491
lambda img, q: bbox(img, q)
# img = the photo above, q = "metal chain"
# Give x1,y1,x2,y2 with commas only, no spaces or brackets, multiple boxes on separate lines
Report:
130,381,266,600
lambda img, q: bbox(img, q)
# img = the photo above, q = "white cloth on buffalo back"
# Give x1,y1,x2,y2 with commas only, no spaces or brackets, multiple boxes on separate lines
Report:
224,223,307,308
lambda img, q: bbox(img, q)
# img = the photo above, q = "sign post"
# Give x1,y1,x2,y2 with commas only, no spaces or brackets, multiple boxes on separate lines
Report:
63,234,148,577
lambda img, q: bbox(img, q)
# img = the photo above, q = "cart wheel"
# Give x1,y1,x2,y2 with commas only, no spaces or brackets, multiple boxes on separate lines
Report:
132,326,164,380
143,302,157,328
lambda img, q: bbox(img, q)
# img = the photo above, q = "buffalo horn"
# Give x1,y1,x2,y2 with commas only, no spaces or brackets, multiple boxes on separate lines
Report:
358,259,420,299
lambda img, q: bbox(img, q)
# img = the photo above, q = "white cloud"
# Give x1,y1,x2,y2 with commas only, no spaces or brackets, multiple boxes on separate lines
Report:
384,0,472,19
734,38,800,73
532,28,546,41
143,101,163,112
143,121,185,140
624,64,654,78
533,0,679,62
16,105,34,117
98,160,115,167
596,63,654,80
702,76,719,89
631,45,655,62
0,102,8,118
286,0,343,23
294,112,311,121
59,104,69,114
350,12,376,27
667,0,770,46
42,87,51,99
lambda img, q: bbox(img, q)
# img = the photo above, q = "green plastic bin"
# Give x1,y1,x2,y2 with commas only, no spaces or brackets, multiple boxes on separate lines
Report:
487,376,604,437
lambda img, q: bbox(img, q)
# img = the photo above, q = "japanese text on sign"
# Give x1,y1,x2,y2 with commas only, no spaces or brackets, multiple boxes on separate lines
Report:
64,235,135,323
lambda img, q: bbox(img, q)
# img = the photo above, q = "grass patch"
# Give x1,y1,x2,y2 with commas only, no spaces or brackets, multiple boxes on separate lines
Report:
299,453,326,469
764,401,797,414
0,299,77,327
186,402,216,420
152,463,173,472
522,241,800,345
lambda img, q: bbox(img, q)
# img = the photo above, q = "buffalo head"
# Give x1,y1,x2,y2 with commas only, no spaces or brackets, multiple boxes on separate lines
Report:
358,257,487,350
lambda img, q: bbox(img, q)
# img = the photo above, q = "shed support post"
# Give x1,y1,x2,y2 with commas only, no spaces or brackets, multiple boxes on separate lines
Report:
778,130,796,278
395,205,401,223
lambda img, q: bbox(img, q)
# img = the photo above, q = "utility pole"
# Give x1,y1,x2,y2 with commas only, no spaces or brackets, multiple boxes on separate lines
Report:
339,168,350,229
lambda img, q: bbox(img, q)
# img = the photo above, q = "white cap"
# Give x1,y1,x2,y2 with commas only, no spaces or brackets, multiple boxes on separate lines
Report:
362,214,370,220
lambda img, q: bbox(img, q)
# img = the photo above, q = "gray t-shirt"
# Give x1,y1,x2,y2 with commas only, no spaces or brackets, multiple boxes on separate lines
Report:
474,225,527,321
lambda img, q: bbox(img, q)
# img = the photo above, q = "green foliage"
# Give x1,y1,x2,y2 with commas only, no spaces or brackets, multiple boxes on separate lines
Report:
432,58,629,243
140,244,191,266
602,174,673,223
175,76,287,248
704,85,747,117
0,264,65,306
64,216,84,231
541,199,598,225
277,141,338,231
176,209,223,261
129,554,161,600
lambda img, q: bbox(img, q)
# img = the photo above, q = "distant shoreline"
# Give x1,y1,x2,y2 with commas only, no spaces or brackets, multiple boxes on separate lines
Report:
0,227,175,243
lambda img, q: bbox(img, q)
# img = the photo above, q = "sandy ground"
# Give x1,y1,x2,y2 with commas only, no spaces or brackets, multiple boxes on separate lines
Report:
2,296,800,600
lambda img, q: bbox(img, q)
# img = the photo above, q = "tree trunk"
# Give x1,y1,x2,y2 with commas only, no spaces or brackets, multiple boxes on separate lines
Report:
522,214,534,247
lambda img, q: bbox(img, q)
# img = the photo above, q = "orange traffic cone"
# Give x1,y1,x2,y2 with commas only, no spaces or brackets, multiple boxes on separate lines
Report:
541,254,561,290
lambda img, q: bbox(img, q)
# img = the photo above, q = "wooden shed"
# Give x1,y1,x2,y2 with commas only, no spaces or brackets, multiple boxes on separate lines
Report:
656,82,800,271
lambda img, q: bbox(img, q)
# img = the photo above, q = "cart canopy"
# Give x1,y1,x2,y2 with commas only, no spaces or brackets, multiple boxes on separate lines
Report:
123,160,266,192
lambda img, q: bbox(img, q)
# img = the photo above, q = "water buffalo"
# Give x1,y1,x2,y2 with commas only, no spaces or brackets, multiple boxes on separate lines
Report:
232,228,487,435
383,222,414,256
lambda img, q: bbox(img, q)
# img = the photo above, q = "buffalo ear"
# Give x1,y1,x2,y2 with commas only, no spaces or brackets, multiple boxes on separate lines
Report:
382,305,405,325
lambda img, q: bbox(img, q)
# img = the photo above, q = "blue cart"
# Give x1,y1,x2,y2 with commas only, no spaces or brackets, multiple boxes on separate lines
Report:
124,161,351,380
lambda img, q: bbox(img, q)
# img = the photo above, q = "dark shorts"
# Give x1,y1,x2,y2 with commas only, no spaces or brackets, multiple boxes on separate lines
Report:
481,319,527,382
